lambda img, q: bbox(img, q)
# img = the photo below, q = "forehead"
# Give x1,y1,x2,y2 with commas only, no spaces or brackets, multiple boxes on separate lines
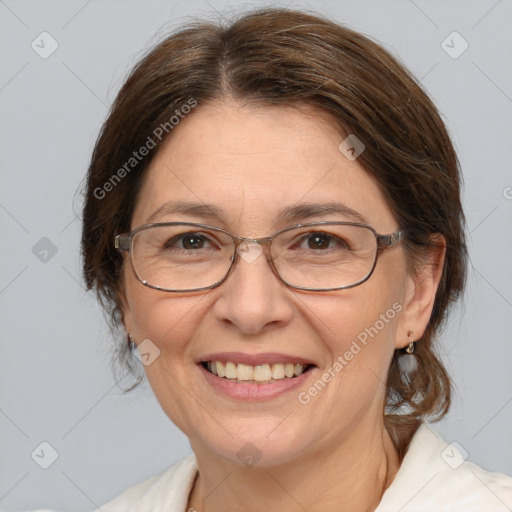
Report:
131,101,397,234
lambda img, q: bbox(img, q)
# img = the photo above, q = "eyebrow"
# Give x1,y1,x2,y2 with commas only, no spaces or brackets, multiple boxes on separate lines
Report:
145,200,368,225
146,201,227,224
279,202,368,225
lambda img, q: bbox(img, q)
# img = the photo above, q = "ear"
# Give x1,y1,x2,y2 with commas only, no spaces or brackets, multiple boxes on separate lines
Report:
395,234,446,349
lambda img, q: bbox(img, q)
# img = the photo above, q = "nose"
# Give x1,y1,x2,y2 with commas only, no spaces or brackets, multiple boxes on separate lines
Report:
212,242,294,335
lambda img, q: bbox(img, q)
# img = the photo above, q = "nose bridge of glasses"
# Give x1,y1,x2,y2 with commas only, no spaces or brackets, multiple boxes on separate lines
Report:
232,235,276,268
228,236,284,292
232,234,273,247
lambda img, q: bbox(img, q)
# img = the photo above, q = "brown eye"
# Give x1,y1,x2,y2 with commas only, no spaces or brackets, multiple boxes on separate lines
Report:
307,232,331,250
298,232,349,251
181,234,206,249
164,233,213,250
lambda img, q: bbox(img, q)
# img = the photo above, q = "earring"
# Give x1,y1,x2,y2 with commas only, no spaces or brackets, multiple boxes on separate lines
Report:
127,333,136,351
398,330,417,385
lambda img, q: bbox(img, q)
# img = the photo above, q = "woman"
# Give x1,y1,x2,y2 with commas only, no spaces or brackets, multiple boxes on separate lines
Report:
75,7,512,512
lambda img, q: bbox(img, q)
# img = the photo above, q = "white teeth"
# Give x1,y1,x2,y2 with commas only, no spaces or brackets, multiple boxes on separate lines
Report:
271,363,285,379
237,363,253,381
253,364,272,382
216,361,226,378
205,360,309,382
225,361,237,379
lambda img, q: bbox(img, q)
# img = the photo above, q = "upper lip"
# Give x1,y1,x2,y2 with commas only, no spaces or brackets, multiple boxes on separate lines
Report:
197,352,317,366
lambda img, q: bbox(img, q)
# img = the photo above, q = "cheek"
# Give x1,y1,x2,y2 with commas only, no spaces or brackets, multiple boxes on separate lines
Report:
122,269,208,393
284,293,401,445
308,269,405,388
123,259,197,332
297,296,400,424
127,290,206,350
123,285,213,429
318,294,399,372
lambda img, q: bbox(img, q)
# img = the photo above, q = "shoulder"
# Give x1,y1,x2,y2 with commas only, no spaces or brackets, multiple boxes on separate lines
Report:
4,455,198,512
377,423,512,511
97,453,198,511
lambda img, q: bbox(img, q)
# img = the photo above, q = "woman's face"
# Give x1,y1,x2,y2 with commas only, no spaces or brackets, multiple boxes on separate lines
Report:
122,101,418,467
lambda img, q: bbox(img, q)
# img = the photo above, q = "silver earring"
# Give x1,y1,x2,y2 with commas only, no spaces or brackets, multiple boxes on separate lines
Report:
127,333,136,351
398,330,417,385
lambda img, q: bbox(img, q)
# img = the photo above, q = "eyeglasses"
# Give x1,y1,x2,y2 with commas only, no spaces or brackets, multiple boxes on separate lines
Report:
114,221,404,292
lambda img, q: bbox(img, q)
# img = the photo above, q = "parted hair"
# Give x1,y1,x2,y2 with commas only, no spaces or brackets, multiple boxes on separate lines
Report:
81,8,467,458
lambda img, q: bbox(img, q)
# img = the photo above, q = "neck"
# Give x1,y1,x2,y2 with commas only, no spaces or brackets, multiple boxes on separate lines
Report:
188,419,400,512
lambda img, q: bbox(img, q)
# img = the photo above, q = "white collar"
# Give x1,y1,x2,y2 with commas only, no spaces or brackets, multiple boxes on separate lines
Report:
119,423,511,511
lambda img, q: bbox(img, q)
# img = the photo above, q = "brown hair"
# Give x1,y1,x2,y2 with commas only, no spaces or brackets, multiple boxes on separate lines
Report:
81,7,467,457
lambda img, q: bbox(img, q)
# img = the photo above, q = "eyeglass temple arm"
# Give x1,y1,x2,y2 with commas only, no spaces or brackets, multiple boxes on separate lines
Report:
377,230,405,249
114,234,131,252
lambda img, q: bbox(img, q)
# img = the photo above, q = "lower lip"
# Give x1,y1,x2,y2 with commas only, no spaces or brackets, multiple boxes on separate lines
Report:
199,364,315,401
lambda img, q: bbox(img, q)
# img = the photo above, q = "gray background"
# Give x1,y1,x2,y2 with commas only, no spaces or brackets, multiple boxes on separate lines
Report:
1,0,511,510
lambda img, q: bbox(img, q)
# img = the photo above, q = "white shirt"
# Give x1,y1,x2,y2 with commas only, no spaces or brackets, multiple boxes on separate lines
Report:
25,424,512,511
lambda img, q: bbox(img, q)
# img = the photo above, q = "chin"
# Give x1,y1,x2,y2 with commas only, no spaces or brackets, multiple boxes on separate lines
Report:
189,415,316,469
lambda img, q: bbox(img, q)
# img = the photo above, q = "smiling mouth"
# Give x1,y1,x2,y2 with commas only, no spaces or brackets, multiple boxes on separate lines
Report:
201,361,314,383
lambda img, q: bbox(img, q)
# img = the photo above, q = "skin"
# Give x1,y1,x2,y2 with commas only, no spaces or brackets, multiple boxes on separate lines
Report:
121,99,445,512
